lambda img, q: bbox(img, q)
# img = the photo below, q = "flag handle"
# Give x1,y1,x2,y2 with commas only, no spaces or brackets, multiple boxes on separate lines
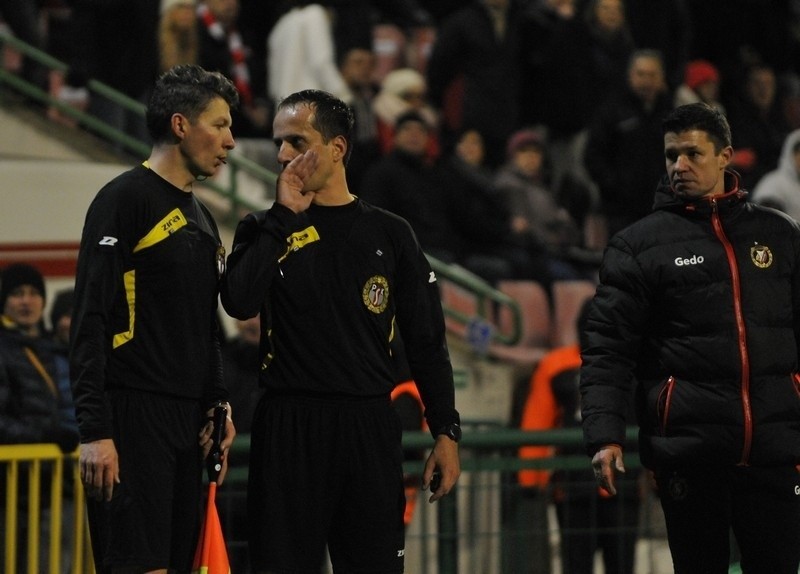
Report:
206,405,227,482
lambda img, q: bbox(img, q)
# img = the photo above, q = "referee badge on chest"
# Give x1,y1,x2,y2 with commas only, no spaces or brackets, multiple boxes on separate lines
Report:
362,275,389,314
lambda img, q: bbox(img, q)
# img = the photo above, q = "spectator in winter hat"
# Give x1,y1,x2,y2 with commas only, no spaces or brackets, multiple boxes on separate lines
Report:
0,263,47,337
372,68,440,160
674,59,725,113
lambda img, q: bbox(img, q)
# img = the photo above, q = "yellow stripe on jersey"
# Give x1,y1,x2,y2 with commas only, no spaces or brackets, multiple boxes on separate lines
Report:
278,226,320,262
112,270,136,349
133,208,188,253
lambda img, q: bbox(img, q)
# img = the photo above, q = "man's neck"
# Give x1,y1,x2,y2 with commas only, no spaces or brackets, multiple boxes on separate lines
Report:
146,148,195,192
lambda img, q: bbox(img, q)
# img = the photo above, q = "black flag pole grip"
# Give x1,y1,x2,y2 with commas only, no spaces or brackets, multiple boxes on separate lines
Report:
206,405,227,483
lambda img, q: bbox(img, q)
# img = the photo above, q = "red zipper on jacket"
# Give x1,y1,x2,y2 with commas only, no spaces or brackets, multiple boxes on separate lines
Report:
657,376,676,435
710,199,753,465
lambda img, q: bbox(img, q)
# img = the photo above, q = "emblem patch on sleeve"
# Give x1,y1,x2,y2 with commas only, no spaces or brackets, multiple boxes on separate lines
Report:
362,275,389,314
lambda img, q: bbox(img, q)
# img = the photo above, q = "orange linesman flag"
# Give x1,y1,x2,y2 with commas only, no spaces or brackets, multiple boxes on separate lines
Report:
192,481,230,574
193,405,231,574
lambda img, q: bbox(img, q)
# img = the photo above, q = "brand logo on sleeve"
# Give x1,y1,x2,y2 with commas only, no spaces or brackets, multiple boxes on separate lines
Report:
98,236,118,246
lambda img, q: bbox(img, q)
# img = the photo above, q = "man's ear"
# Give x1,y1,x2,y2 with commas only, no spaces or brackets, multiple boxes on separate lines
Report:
332,135,347,163
719,145,734,169
171,113,186,139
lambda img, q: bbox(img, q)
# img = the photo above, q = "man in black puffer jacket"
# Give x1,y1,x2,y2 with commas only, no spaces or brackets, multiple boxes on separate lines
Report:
0,263,80,571
580,103,800,574
0,263,78,450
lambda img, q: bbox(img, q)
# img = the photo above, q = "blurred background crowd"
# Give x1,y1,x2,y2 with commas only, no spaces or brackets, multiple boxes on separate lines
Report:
3,2,800,571
3,0,800,288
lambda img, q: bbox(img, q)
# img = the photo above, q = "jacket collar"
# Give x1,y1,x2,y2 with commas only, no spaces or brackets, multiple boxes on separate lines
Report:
653,170,747,215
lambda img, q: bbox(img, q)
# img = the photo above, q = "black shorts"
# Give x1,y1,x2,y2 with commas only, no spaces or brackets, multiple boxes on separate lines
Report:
86,389,204,573
248,393,406,573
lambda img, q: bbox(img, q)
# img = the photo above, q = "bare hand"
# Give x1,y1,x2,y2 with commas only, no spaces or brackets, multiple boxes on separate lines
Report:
199,404,237,485
276,149,319,213
422,435,461,502
79,439,120,501
591,444,625,496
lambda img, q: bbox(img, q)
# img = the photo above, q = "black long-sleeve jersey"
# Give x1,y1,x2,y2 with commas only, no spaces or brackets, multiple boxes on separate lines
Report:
70,164,227,442
222,198,460,434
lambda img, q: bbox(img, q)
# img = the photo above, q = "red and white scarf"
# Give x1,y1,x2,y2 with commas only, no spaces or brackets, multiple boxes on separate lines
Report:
197,3,252,105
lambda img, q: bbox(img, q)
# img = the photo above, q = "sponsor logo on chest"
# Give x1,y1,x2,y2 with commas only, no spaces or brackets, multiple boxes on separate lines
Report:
674,254,704,267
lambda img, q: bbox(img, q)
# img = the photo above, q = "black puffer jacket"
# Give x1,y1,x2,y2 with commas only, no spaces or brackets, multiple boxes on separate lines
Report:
581,171,800,469
0,323,79,452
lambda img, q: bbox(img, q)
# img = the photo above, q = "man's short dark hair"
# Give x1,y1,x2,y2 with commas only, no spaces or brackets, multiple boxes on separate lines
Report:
662,103,732,152
146,65,239,143
277,89,355,165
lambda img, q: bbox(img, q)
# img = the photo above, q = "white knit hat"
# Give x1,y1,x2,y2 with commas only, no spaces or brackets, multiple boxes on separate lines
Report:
381,68,427,97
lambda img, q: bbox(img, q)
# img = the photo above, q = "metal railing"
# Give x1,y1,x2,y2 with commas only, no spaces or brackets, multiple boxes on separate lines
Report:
1,444,93,574
3,430,639,574
0,437,765,574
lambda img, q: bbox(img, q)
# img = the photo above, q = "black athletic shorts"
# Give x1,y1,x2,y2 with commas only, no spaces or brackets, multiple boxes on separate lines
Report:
248,393,406,573
86,389,205,573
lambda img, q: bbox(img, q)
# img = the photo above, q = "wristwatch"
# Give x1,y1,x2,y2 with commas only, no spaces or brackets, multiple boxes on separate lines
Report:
436,423,462,443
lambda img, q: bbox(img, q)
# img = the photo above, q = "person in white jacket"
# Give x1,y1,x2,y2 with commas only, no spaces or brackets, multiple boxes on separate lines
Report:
750,129,800,220
268,2,353,106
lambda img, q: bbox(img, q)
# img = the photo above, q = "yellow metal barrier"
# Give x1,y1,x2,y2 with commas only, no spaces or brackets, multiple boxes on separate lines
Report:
1,444,93,574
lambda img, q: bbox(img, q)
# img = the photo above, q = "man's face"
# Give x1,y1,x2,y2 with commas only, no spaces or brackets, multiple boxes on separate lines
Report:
547,0,575,19
595,0,624,32
456,130,485,167
273,103,341,193
340,49,375,89
393,120,429,157
180,96,235,179
3,285,44,333
168,3,195,30
695,81,720,105
54,314,71,345
513,146,544,178
747,68,776,112
628,56,666,105
664,129,732,199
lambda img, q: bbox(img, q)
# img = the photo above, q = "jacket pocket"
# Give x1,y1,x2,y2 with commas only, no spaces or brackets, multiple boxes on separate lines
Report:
656,376,676,436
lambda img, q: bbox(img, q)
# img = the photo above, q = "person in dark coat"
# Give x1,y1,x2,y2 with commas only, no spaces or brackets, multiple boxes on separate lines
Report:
726,63,791,191
580,103,800,574
359,110,461,264
437,128,532,284
584,49,673,241
0,263,79,572
426,0,523,168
